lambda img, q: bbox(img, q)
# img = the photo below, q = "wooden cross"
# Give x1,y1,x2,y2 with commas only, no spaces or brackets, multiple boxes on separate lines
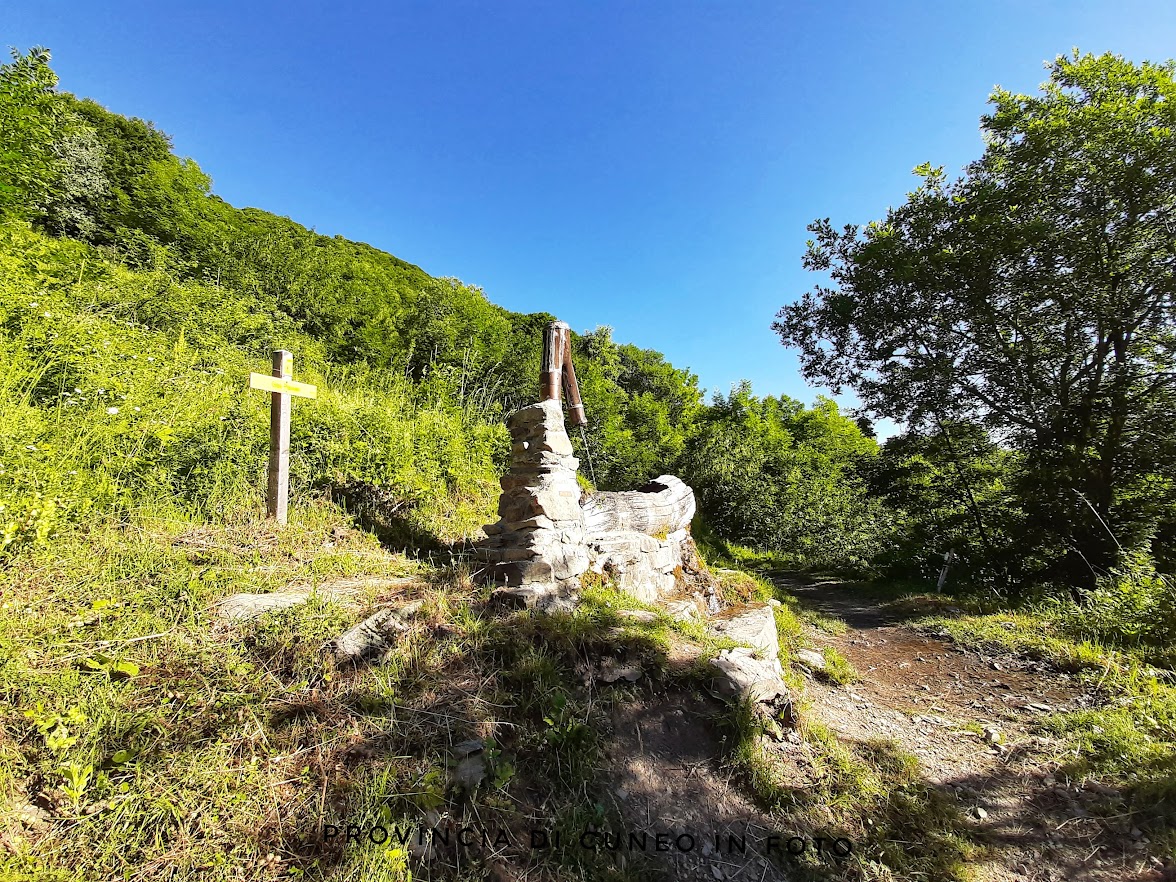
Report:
249,350,317,525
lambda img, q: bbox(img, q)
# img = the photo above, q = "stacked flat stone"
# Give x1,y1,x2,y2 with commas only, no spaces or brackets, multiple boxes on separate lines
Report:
585,530,682,602
477,400,590,605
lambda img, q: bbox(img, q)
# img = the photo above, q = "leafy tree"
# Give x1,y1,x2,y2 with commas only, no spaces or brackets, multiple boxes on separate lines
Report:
681,384,887,570
38,121,109,240
866,423,1021,588
775,52,1176,588
0,47,59,218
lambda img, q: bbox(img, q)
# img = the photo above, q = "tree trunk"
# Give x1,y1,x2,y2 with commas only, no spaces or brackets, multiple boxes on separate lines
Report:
581,475,696,537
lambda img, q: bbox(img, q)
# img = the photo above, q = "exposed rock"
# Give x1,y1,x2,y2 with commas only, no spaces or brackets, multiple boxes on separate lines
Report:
215,585,358,621
452,738,485,758
453,755,486,793
796,648,827,671
707,604,780,665
677,533,717,598
598,661,644,683
397,599,425,619
616,609,659,624
490,585,578,613
709,648,790,704
663,598,703,622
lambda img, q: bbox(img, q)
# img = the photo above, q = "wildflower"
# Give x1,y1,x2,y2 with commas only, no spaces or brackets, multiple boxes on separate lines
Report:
147,357,155,362
29,301,38,308
106,407,119,415
133,407,141,412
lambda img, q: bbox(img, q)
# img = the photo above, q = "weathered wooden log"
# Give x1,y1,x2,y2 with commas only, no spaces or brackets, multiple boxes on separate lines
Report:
332,608,410,662
581,474,696,537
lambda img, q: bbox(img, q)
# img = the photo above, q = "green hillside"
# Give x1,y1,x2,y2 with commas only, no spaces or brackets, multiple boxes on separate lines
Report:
9,44,1175,882
0,47,890,882
0,46,882,568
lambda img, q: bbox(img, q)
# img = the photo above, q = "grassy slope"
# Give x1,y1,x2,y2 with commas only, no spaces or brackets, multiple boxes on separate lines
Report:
10,216,1169,882
0,228,774,881
0,223,506,879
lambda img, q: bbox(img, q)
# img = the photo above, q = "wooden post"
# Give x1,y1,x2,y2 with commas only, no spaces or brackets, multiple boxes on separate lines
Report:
268,350,293,525
562,338,587,427
248,354,317,526
936,549,956,593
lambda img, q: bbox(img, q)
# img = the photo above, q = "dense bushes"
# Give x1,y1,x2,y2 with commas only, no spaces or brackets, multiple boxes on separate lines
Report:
0,226,505,554
681,384,891,572
1056,555,1176,667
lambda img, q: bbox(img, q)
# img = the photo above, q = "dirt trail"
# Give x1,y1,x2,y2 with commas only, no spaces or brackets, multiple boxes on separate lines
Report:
779,575,1161,882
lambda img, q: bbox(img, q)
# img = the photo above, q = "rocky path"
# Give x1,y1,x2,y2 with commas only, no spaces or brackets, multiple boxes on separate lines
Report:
777,575,1163,882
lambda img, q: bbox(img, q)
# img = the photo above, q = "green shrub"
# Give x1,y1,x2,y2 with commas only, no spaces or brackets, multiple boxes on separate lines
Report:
1056,552,1176,666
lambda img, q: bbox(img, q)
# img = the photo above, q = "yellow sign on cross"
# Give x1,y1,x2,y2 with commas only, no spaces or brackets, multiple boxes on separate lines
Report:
248,372,318,399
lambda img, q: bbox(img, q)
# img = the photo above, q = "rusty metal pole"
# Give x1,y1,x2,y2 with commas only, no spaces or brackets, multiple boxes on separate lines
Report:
562,343,587,427
541,320,568,402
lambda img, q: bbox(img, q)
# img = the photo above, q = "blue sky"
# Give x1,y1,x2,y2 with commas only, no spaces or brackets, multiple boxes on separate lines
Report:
7,1,1176,432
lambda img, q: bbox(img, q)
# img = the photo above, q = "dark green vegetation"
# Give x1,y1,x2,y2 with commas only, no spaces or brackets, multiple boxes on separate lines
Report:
778,51,1176,596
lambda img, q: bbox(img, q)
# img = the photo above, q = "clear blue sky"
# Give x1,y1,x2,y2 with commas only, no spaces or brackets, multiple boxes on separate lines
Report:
7,0,1176,430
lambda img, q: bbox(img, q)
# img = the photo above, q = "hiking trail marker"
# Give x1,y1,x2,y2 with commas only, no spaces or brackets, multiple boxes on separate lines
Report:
249,350,317,525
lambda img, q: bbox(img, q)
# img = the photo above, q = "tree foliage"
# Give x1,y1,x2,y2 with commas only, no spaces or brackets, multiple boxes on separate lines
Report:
776,52,1176,587
681,384,889,571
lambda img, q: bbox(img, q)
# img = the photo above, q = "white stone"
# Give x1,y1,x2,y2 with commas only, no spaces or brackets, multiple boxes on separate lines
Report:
795,648,827,671
707,604,780,665
709,648,790,704
216,586,356,621
663,599,701,622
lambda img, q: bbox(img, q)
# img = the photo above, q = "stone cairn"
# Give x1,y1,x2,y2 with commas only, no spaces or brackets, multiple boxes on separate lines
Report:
476,394,793,726
477,399,590,608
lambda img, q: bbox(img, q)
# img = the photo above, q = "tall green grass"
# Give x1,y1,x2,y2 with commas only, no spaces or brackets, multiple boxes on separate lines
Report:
0,223,505,556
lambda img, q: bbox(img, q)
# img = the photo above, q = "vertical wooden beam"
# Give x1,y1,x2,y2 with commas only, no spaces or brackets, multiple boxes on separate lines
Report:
936,549,956,593
267,349,293,525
